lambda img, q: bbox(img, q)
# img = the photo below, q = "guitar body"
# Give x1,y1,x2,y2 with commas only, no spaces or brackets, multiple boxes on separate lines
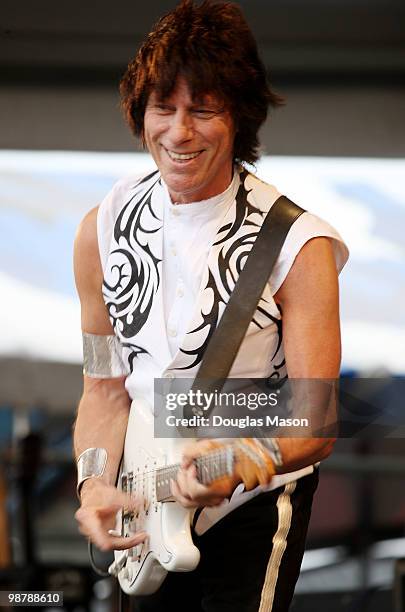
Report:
110,400,200,595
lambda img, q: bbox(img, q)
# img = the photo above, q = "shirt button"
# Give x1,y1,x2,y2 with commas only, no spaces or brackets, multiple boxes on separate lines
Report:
163,372,175,379
177,287,184,298
168,328,177,337
171,247,177,256
171,208,180,216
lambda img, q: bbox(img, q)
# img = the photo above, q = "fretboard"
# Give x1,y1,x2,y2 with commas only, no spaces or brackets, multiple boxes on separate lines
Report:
155,447,234,502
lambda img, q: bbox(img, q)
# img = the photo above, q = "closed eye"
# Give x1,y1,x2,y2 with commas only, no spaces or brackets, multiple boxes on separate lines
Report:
192,108,224,119
155,104,175,114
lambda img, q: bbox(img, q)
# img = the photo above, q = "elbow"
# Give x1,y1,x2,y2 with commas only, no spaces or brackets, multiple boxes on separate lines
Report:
318,437,336,461
83,376,130,405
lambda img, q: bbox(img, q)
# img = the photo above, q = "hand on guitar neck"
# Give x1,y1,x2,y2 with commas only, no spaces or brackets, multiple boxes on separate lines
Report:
171,439,276,509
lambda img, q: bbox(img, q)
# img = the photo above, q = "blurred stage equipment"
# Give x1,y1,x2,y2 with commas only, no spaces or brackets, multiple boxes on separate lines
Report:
395,559,405,612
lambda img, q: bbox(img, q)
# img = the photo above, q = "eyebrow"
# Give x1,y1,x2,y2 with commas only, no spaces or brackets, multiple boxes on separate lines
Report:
148,99,225,112
148,91,224,107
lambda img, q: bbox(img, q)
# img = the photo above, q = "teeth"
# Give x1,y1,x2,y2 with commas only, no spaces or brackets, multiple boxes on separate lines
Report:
167,150,201,161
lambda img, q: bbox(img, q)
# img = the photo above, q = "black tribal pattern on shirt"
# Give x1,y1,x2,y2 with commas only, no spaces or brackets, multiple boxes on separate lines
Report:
103,169,285,377
177,170,285,377
102,171,161,370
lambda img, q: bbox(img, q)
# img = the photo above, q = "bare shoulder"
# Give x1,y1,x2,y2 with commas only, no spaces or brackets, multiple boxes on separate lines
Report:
74,207,99,271
74,206,101,291
274,236,338,307
274,236,341,377
74,206,113,334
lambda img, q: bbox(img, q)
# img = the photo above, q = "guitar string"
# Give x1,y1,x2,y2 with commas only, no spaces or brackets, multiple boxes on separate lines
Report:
121,449,233,505
120,449,232,481
121,451,232,522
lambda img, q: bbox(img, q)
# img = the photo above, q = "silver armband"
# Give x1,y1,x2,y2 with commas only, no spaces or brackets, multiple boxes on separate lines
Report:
82,332,128,378
76,447,107,498
254,437,283,468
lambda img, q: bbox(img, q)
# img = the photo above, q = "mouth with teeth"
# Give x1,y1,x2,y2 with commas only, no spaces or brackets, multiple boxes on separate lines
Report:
165,148,203,162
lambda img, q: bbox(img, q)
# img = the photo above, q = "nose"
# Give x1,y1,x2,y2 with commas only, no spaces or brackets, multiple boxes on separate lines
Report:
166,110,194,145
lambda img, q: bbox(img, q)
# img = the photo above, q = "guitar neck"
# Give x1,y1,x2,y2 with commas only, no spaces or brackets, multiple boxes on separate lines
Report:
155,446,234,502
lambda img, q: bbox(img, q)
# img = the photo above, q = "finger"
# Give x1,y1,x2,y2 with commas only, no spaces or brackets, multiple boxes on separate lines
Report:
89,483,143,510
77,522,91,538
186,463,197,479
181,439,221,468
170,478,189,500
89,521,148,552
75,507,101,533
170,478,224,508
75,507,86,524
96,503,124,518
175,468,192,496
108,532,148,552
177,467,204,501
182,465,209,496
113,490,144,511
95,497,142,519
180,467,228,506
170,479,198,508
181,442,202,468
75,507,120,541
108,529,121,536
75,508,114,543
181,455,194,469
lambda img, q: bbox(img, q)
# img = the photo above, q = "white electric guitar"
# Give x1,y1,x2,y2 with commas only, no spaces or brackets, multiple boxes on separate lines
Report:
108,400,263,595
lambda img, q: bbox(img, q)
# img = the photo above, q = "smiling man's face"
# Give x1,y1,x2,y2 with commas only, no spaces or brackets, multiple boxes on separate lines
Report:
143,76,235,204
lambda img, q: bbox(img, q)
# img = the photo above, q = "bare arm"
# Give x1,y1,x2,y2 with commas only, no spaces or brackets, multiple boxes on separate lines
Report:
73,207,145,550
172,236,341,507
272,236,341,472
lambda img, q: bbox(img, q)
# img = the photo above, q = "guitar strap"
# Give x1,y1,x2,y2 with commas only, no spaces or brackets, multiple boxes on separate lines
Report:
185,195,305,420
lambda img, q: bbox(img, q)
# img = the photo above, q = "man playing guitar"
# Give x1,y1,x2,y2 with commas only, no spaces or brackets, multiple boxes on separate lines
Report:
74,1,348,610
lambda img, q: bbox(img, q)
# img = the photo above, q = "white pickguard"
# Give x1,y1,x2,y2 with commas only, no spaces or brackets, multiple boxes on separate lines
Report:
109,400,200,596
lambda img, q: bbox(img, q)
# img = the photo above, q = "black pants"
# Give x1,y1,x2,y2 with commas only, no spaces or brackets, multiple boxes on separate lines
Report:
131,469,319,612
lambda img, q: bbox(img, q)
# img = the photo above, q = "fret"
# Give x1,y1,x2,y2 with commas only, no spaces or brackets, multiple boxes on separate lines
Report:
155,464,179,501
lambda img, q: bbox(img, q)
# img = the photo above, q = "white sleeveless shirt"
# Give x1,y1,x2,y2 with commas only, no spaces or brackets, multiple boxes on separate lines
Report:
97,166,349,533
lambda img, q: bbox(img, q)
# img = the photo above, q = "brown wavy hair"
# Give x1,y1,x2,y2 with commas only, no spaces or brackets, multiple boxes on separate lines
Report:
120,0,283,165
